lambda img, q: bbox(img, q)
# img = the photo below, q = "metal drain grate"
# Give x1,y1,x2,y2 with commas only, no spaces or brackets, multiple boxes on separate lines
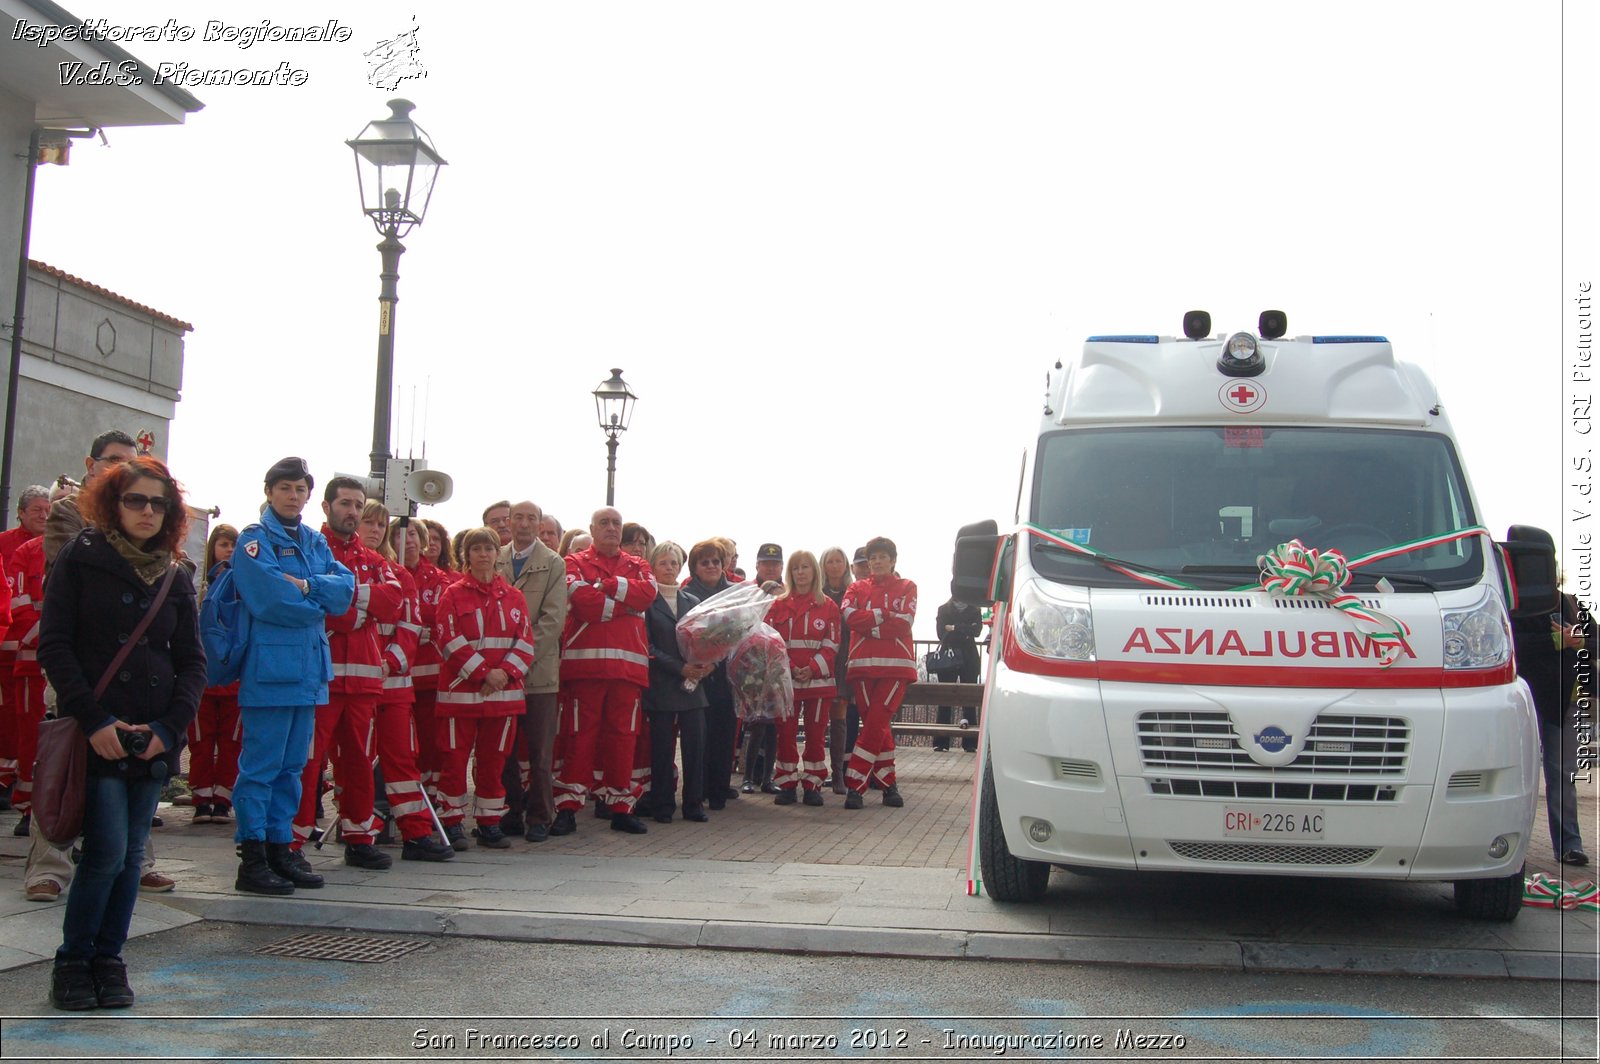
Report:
254,932,427,964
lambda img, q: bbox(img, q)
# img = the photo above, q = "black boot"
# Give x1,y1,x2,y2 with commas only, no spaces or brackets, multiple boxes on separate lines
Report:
549,809,577,836
235,840,294,896
49,959,98,1011
266,843,324,888
90,956,135,1008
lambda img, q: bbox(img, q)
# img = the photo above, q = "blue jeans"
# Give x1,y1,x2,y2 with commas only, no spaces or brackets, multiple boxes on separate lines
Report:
1541,706,1586,856
234,706,315,843
57,774,162,963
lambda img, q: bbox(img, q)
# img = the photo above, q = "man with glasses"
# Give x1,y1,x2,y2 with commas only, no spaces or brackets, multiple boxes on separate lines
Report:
483,501,513,549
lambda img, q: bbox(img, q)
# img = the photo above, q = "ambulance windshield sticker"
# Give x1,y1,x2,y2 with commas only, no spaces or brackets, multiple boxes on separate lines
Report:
1053,529,1092,545
1218,380,1266,413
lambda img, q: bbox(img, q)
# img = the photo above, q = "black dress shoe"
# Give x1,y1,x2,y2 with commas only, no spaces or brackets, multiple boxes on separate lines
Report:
1562,849,1590,867
594,803,612,820
802,790,824,807
610,813,649,834
499,812,524,836
524,822,549,843
344,843,393,870
445,824,470,851
683,808,709,822
549,809,577,836
50,960,98,1011
475,824,512,849
401,836,455,861
707,797,726,811
719,787,740,801
844,791,864,809
91,956,135,1009
774,789,797,806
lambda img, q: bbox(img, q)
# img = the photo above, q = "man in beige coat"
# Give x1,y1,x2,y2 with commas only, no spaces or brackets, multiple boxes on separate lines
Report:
495,500,569,841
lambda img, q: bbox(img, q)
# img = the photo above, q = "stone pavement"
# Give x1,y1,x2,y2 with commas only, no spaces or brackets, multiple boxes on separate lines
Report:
0,747,1594,982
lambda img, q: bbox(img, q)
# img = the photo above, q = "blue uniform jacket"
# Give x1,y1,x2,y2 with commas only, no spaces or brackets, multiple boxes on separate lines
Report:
232,509,355,708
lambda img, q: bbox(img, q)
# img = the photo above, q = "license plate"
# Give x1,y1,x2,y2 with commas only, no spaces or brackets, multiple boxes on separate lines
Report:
1222,806,1325,839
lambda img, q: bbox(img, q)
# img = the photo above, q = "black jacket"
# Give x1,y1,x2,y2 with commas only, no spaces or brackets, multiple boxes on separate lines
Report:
644,587,711,714
37,529,205,779
936,598,984,674
683,575,733,709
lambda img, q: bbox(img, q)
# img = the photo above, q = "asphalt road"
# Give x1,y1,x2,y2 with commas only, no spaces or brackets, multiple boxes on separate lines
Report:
0,924,1594,1062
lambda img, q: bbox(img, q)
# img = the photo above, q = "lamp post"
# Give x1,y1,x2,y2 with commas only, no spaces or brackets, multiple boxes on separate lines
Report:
592,368,637,506
347,99,446,482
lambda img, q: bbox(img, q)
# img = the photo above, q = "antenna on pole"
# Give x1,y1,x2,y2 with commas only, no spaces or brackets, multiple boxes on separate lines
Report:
420,376,430,460
408,385,418,458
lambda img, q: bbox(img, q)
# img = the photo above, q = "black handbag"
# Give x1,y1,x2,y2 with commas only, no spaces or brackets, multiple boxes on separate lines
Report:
926,644,962,673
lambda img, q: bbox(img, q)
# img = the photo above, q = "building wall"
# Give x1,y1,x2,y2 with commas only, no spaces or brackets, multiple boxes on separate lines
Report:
10,264,185,493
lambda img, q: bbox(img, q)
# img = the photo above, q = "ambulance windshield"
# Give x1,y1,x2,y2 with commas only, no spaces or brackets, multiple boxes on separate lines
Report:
1031,427,1482,591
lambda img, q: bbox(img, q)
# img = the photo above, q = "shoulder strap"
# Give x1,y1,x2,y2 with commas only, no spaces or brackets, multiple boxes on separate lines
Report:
94,564,179,701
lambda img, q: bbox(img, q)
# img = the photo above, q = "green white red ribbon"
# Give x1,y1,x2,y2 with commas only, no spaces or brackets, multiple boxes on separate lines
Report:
1257,539,1412,667
1523,871,1600,911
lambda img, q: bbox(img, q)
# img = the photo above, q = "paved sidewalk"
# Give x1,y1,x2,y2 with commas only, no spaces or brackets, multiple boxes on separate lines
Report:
0,748,1594,981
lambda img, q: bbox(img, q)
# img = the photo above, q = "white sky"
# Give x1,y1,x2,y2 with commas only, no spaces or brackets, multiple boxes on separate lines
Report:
23,2,1584,636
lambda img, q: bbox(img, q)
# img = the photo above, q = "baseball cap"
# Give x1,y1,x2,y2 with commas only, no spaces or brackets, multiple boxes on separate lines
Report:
852,547,868,564
756,543,783,563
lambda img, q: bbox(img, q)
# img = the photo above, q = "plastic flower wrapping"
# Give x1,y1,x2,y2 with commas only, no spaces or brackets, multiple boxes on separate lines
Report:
728,623,793,721
676,582,776,665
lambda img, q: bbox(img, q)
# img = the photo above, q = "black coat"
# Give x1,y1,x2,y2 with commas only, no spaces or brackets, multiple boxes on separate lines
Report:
644,587,711,714
37,529,205,779
937,598,984,674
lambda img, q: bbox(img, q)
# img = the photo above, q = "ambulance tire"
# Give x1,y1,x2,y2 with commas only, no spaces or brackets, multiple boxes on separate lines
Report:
1452,865,1524,922
979,757,1050,903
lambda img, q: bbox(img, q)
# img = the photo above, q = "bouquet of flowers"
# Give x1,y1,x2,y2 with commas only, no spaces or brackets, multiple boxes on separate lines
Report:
728,623,793,721
676,582,776,666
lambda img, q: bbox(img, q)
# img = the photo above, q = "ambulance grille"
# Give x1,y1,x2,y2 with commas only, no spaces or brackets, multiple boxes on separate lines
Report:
1137,711,1409,775
1149,778,1398,802
1054,759,1101,781
1168,841,1378,866
1142,594,1254,609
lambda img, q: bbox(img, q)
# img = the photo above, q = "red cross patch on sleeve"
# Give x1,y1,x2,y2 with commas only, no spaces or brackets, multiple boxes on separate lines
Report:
244,541,260,558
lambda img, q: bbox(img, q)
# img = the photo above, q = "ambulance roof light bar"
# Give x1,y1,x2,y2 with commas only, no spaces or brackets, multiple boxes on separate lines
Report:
1217,332,1266,377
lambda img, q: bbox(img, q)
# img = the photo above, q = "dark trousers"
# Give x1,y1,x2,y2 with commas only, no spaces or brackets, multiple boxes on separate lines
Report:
703,695,737,799
934,661,980,751
58,774,161,963
500,692,560,826
648,708,705,813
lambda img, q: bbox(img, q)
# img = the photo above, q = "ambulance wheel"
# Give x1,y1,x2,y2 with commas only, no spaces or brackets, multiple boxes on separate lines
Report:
979,757,1050,902
1453,865,1524,922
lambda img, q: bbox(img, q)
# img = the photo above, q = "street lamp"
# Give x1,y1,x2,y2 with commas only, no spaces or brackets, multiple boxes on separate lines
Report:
592,368,637,506
347,98,446,481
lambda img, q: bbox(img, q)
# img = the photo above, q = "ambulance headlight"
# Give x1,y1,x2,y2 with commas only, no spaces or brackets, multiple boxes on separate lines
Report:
1013,578,1095,661
1441,588,1511,670
1217,332,1265,377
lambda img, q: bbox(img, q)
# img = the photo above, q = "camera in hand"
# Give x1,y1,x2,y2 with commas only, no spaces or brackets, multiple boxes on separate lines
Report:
118,729,150,756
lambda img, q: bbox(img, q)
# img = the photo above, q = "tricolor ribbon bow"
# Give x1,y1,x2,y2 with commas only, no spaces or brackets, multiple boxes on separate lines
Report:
1523,872,1600,912
1257,539,1412,667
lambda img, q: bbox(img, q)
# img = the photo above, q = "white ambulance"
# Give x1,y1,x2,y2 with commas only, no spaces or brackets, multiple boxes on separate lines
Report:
954,311,1559,920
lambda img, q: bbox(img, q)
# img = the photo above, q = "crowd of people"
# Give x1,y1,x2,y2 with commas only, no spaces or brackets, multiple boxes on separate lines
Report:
0,437,945,1010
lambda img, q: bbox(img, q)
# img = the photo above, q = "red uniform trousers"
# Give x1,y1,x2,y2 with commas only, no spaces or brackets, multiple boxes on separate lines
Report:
435,713,516,828
187,689,242,810
846,678,905,792
775,697,829,793
6,675,45,814
411,688,441,803
553,678,643,813
293,694,379,848
0,663,16,791
373,699,435,841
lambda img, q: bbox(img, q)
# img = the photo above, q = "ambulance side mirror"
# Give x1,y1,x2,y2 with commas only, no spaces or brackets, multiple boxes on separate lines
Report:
952,519,1003,605
1500,524,1559,618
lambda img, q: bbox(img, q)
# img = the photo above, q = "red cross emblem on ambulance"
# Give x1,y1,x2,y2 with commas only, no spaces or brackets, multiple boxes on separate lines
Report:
1218,380,1266,413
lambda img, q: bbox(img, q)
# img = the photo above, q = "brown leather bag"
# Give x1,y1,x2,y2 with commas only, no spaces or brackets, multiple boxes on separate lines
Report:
32,564,177,845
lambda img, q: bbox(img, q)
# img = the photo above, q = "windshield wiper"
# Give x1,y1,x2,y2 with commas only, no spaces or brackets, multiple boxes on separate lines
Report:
1034,540,1178,580
1353,570,1437,591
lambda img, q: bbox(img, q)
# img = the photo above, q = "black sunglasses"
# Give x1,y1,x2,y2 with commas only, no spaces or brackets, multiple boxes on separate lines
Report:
120,493,171,514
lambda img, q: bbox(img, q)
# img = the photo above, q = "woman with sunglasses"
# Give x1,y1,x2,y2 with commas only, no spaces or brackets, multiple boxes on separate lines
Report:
683,539,738,808
37,458,205,1010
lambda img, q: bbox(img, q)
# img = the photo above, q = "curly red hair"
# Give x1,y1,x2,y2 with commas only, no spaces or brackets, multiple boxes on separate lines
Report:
80,456,189,553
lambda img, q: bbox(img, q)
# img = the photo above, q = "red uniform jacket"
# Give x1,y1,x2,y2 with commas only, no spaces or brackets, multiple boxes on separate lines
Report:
433,573,535,715
561,547,657,688
407,558,456,692
766,593,841,699
0,533,26,665
842,573,918,681
5,537,39,676
379,560,422,705
322,527,402,697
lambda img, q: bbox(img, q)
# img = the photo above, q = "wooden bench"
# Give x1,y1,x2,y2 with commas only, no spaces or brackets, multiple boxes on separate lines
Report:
892,681,983,738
